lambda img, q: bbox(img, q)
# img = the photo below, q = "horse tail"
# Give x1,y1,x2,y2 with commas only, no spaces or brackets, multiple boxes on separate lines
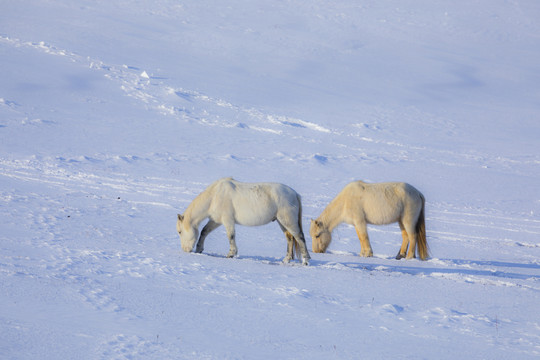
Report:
297,193,304,234
416,194,429,260
292,193,306,260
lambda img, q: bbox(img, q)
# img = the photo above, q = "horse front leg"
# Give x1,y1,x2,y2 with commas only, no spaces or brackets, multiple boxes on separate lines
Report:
196,219,221,253
224,224,238,258
355,223,373,257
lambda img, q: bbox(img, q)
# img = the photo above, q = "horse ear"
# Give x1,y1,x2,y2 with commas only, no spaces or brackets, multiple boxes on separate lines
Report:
177,214,184,221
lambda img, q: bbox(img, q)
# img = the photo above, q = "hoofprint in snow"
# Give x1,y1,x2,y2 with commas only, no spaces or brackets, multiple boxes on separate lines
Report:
1,1,540,359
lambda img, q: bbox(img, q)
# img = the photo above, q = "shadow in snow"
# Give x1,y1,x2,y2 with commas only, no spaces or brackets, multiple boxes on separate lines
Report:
447,258,540,270
198,252,284,264
194,252,540,284
310,256,540,284
281,120,306,129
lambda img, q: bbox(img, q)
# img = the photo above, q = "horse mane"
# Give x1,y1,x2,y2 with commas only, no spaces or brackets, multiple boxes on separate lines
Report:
318,188,349,232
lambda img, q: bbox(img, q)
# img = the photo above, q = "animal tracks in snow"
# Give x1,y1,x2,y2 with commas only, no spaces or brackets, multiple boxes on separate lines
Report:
0,34,334,141
4,32,538,180
99,334,182,359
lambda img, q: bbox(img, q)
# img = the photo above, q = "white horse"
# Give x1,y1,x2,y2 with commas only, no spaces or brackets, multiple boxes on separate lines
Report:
310,181,428,260
177,177,311,265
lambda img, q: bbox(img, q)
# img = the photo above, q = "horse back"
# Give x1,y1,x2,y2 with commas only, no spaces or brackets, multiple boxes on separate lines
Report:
211,179,299,226
345,181,422,225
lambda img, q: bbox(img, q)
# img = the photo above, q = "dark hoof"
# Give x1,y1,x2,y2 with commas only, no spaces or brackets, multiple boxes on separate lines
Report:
395,253,405,260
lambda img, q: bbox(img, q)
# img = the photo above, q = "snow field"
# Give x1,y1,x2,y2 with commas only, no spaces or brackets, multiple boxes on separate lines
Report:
1,1,540,359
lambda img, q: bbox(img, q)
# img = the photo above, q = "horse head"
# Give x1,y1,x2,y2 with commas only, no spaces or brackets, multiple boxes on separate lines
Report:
310,219,331,253
177,214,199,252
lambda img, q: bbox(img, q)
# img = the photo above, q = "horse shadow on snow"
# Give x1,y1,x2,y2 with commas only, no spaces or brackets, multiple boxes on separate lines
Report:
310,255,540,283
196,252,540,283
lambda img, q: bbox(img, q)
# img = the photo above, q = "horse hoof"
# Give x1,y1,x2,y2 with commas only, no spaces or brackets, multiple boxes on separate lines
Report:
395,254,405,260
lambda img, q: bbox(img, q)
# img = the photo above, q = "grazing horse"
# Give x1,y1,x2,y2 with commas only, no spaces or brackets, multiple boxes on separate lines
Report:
310,181,428,260
176,177,311,265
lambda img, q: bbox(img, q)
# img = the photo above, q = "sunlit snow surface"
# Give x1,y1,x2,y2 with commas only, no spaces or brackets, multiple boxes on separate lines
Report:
1,1,540,359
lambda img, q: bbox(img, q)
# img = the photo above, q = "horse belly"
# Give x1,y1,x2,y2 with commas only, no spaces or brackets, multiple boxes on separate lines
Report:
231,192,278,226
363,199,402,225
234,205,277,226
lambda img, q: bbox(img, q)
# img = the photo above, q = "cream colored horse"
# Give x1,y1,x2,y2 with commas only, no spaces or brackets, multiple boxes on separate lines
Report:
177,177,311,265
310,181,428,260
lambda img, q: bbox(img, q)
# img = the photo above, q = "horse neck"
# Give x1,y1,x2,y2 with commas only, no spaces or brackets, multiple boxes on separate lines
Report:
319,195,345,232
184,189,212,228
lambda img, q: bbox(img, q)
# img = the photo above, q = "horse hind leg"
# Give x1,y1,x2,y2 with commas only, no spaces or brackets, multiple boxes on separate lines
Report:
294,231,311,265
284,231,295,263
406,232,417,259
277,220,310,265
400,220,417,260
396,221,409,260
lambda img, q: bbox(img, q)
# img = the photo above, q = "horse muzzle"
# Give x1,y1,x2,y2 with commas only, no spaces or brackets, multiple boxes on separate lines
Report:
181,243,195,253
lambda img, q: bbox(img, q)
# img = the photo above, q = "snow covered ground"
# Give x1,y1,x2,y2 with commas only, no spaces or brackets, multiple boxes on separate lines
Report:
1,1,540,358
